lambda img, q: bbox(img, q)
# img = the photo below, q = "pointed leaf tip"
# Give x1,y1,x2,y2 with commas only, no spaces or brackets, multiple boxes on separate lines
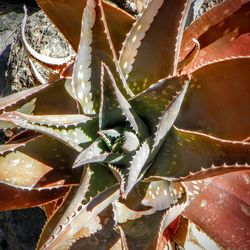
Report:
102,63,149,139
123,140,150,198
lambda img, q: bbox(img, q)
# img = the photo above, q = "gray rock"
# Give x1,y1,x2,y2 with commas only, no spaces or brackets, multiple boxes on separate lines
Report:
7,9,73,94
0,1,38,96
0,208,45,250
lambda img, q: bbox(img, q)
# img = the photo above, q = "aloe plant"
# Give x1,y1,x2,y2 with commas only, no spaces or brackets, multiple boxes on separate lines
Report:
0,0,249,249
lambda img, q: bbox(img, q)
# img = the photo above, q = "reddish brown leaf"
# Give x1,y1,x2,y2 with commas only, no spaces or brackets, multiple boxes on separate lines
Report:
35,0,133,52
183,170,250,249
42,198,64,219
0,183,68,211
162,216,180,241
176,58,250,140
0,135,80,189
181,0,250,73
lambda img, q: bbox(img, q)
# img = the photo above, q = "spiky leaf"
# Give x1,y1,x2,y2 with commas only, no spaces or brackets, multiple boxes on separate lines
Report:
176,58,250,140
119,0,191,93
146,127,250,181
37,165,118,250
183,170,250,249
36,0,134,52
181,1,250,72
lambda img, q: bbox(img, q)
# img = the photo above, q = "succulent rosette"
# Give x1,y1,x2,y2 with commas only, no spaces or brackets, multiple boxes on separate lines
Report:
0,0,249,249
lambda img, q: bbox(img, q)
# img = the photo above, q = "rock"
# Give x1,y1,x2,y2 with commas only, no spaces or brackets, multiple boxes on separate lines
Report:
0,208,45,250
0,1,38,96
7,9,73,94
197,0,223,17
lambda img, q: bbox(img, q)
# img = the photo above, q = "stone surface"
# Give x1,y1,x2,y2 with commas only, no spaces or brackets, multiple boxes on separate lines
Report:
7,10,73,93
0,208,45,250
0,4,24,96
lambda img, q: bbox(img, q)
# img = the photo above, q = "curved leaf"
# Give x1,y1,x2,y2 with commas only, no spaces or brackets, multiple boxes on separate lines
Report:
0,111,92,128
181,0,250,73
183,170,250,249
73,138,126,168
0,111,96,151
22,6,73,66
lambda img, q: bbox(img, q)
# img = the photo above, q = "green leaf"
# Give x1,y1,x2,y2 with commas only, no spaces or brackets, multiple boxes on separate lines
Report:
98,128,122,150
130,75,189,133
37,165,119,250
16,98,36,114
150,78,189,157
120,130,140,154
146,127,250,181
119,0,191,93
103,63,148,139
123,141,150,198
99,63,126,130
0,112,95,151
73,138,126,168
108,165,126,193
